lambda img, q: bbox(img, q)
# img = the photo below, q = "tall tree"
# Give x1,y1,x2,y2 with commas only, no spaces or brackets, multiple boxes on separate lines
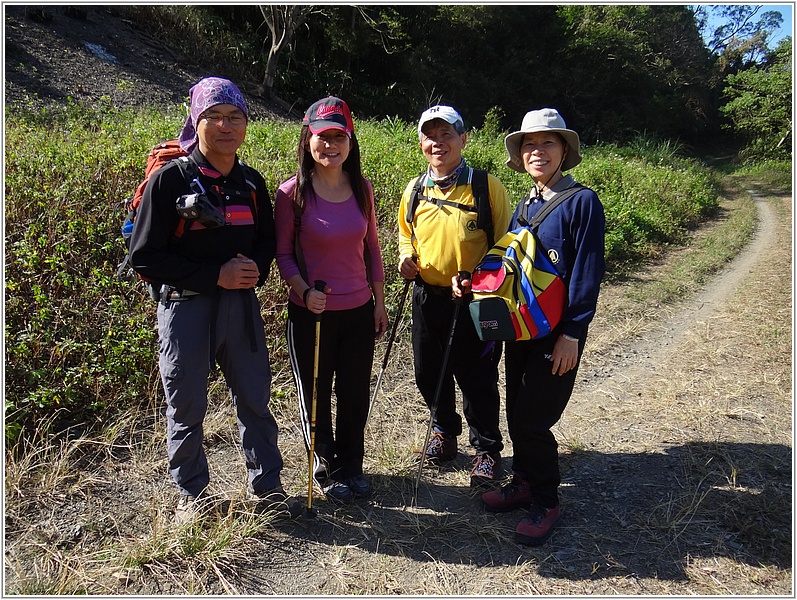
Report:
720,38,792,159
698,5,784,71
555,5,714,142
258,5,315,99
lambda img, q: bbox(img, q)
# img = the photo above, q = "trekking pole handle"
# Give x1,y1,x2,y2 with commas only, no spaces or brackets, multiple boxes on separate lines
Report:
309,280,327,320
455,270,472,304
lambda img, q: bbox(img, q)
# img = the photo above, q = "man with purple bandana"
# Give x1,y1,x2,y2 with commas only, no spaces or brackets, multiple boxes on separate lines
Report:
130,77,298,522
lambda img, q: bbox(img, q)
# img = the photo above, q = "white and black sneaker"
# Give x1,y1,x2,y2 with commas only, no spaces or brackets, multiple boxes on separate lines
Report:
322,479,354,502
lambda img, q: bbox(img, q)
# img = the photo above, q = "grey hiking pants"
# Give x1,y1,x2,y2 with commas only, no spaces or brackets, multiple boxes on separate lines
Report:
157,288,283,497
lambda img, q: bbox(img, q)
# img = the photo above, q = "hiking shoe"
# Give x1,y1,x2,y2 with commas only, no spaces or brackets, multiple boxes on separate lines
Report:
515,504,561,546
470,453,502,487
322,479,354,502
345,475,372,499
481,473,533,512
174,494,199,524
255,486,302,519
417,430,457,463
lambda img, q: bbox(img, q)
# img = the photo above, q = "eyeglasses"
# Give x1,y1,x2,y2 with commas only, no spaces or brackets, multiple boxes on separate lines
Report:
201,112,247,126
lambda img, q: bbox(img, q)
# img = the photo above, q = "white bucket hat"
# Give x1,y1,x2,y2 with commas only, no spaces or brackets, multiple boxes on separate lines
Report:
504,108,582,173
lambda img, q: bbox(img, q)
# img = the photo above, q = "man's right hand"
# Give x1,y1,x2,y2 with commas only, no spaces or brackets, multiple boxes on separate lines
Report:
217,253,259,289
399,256,419,280
451,274,471,298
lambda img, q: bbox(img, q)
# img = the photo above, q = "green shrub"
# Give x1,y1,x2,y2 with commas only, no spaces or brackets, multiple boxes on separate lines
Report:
734,159,792,192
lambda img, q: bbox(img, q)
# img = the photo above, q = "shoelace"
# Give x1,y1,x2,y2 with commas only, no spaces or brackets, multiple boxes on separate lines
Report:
524,504,546,525
427,432,447,455
471,454,495,477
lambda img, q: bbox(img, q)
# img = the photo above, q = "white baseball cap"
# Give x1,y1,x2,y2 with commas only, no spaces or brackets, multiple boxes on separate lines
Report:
417,105,465,138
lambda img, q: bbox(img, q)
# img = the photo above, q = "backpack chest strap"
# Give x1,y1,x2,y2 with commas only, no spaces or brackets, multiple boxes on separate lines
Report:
416,193,477,214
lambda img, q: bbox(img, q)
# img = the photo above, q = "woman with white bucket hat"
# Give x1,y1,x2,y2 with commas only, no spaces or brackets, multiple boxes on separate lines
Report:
461,108,605,545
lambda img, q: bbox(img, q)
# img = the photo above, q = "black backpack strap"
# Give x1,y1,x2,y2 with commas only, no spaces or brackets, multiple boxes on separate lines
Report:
173,155,199,187
238,160,257,192
407,169,494,246
406,174,426,223
518,185,585,230
236,160,260,240
408,175,482,216
471,168,493,247
292,198,308,282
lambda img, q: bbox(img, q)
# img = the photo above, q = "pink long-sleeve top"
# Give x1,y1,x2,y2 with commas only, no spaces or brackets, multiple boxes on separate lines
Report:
275,175,385,312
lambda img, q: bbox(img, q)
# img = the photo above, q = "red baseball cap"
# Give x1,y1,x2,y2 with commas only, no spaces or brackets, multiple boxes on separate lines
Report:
303,96,354,137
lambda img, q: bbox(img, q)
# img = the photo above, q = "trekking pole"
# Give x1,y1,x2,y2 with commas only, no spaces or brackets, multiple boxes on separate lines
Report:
304,279,327,520
412,270,471,506
365,276,413,428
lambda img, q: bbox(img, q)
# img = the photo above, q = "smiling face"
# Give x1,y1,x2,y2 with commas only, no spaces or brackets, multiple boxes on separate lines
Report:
520,131,568,187
307,129,351,169
196,103,247,164
419,119,467,177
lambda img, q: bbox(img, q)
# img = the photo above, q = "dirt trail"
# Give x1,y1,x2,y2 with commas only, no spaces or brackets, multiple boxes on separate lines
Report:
247,185,792,595
571,189,777,417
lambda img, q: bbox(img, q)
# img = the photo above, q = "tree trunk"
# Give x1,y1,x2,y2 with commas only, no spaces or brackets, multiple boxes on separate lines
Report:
259,5,311,99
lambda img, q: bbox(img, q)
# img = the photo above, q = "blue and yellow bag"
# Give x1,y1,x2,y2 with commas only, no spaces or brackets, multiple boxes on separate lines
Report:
468,186,582,341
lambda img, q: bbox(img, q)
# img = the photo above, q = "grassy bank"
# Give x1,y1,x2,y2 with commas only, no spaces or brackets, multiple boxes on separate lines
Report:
5,102,724,442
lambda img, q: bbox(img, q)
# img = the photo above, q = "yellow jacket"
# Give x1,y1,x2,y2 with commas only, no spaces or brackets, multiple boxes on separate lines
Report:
398,167,511,286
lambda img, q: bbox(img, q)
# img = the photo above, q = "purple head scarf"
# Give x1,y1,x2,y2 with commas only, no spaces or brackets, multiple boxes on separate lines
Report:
178,77,248,152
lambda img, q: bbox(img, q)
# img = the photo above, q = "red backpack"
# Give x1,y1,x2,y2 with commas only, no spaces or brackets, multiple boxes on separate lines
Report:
116,139,195,295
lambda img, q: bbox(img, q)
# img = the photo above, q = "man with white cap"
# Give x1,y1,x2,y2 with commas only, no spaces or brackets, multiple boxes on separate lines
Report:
130,76,297,522
397,105,511,487
477,108,605,545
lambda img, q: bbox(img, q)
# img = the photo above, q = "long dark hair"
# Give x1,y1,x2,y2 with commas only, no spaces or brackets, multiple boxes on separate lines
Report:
293,126,371,218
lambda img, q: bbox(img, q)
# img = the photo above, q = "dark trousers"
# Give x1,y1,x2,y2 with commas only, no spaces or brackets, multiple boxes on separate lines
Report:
504,329,587,508
411,282,503,454
287,299,375,483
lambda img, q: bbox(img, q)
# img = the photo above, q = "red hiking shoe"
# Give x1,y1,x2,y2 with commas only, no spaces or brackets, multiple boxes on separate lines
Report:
515,504,561,546
481,473,533,512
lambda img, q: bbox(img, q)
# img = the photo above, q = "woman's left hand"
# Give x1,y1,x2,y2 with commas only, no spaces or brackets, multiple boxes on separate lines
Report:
374,304,388,340
550,334,579,375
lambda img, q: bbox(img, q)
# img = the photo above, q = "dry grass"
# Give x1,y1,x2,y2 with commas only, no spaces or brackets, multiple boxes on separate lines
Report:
4,181,792,595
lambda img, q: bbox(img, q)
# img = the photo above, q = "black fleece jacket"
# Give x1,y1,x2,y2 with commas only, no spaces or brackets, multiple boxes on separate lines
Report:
129,147,276,294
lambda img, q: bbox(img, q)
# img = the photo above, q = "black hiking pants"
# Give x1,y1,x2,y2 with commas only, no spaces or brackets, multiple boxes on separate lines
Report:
286,299,375,484
504,329,587,508
411,281,503,455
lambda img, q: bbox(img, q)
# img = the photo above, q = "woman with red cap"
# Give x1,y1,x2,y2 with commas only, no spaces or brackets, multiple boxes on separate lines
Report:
275,97,387,502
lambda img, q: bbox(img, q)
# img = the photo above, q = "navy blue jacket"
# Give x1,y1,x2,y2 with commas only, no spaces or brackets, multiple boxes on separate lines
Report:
509,175,605,341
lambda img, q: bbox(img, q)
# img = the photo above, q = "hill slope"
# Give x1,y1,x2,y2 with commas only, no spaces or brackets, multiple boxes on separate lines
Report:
4,5,281,119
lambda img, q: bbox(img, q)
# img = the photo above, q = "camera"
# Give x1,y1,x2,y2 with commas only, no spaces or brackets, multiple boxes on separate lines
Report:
175,178,225,228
